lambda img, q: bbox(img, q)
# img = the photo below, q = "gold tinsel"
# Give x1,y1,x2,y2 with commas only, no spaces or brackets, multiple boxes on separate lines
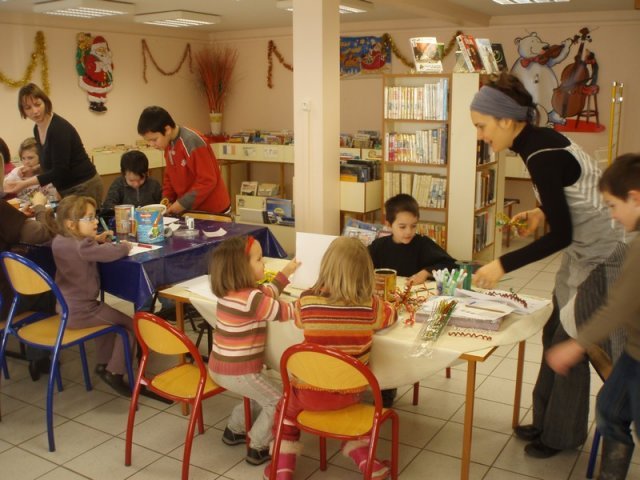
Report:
267,40,293,89
142,39,193,83
267,31,464,88
0,31,50,94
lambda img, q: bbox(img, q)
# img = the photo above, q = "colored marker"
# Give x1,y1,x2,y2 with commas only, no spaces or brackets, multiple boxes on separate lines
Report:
136,243,154,249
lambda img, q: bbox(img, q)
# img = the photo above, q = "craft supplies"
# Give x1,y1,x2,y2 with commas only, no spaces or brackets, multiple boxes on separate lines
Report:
496,212,528,237
374,268,397,302
114,204,133,239
409,298,457,358
432,268,467,296
455,261,474,290
134,205,164,244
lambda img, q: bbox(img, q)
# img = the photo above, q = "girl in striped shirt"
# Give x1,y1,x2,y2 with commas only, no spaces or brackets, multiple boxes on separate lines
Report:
264,237,396,480
208,235,299,466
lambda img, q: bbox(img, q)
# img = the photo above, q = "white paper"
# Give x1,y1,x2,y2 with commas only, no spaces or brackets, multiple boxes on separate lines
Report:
180,274,218,299
202,227,227,238
163,217,180,225
455,288,550,314
291,232,338,289
128,242,162,256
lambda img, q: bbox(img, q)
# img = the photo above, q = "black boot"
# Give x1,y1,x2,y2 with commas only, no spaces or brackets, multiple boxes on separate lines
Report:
599,438,634,480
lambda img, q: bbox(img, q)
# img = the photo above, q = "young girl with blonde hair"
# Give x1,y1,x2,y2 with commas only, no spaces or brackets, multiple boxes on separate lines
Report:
264,236,397,480
3,137,58,203
52,195,133,396
208,235,300,466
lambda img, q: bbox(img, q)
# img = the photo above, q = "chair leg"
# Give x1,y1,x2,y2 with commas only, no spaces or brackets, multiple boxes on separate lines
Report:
125,362,146,467
319,437,327,470
78,343,93,391
117,328,136,394
586,428,601,479
1,357,9,380
181,398,202,480
46,350,63,452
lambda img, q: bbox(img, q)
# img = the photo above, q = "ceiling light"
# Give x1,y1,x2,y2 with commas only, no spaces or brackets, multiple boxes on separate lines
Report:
34,0,134,18
276,0,373,14
492,0,569,4
134,10,221,28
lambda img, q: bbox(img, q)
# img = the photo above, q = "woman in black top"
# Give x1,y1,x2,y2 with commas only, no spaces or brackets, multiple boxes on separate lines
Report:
4,83,103,206
470,73,625,458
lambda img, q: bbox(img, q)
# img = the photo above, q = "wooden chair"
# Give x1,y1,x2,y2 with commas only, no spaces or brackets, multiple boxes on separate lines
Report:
0,251,135,451
270,343,399,479
585,344,613,479
125,312,252,480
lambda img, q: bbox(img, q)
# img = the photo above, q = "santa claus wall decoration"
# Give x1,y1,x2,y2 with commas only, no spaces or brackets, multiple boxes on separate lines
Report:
76,33,114,113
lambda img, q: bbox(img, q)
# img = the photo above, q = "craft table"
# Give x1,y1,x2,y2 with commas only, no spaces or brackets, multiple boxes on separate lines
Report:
160,259,552,480
19,219,286,309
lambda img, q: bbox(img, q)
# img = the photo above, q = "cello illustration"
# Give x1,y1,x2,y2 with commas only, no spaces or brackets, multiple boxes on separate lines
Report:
551,27,592,119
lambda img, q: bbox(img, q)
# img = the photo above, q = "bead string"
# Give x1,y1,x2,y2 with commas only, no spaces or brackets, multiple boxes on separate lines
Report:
447,327,493,341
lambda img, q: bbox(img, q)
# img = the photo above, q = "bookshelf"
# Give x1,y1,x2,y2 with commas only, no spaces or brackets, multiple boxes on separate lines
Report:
381,72,503,262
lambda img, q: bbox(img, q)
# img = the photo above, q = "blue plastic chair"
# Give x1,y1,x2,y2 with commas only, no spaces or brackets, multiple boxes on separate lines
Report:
0,295,8,380
0,251,135,451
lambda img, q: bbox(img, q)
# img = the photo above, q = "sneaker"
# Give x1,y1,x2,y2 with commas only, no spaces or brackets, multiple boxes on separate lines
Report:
246,446,271,465
98,369,132,397
222,427,247,446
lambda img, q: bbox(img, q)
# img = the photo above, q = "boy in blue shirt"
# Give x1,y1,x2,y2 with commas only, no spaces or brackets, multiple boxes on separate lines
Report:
547,153,640,478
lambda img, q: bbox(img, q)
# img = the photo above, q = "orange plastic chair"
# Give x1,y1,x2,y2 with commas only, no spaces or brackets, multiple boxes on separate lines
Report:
125,311,225,480
125,312,252,480
270,343,399,479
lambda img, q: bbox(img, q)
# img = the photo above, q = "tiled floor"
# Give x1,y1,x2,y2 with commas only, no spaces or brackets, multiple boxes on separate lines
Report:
2,237,639,479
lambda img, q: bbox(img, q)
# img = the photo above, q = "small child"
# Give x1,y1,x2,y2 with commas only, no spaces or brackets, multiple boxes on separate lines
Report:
52,195,133,396
368,193,456,407
207,235,300,466
369,193,457,285
3,138,58,203
264,237,397,480
102,150,162,210
546,153,640,478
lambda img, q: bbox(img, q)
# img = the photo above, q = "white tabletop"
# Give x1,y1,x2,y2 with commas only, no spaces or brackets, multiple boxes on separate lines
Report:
181,260,551,389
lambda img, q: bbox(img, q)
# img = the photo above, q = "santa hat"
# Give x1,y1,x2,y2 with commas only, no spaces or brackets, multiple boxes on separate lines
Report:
91,36,108,51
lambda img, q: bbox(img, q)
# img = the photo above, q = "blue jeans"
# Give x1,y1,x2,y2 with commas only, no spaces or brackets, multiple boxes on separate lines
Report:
596,351,640,446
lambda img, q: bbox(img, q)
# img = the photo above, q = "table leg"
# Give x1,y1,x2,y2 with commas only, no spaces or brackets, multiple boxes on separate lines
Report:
461,359,477,480
174,301,190,416
512,341,526,428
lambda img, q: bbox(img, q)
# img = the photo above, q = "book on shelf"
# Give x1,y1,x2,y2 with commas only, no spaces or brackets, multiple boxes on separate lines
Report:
474,38,500,75
264,197,294,226
342,217,386,246
491,43,508,72
410,37,444,73
240,181,258,196
383,78,448,121
257,183,280,196
476,140,492,165
455,34,483,73
384,127,448,165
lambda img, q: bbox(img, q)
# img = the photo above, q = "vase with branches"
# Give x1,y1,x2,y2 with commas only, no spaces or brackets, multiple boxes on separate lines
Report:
194,45,238,134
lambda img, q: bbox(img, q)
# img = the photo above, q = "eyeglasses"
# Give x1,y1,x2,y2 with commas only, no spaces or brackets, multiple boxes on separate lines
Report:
78,215,98,222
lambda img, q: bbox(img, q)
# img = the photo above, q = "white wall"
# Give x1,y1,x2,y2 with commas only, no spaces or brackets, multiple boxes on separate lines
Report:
0,22,211,158
2,10,638,161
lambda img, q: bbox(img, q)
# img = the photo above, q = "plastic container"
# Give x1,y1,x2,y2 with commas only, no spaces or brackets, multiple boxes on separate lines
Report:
134,205,164,244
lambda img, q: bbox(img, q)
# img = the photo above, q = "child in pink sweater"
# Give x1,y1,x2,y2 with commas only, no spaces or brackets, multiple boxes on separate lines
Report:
207,235,299,466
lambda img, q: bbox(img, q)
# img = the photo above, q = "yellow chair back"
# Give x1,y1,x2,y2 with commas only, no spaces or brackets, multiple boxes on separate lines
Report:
287,350,369,391
2,257,50,295
137,317,189,355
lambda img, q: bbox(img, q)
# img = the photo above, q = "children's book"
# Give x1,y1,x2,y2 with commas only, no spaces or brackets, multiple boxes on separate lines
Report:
491,43,508,72
455,34,483,73
410,37,444,73
475,38,499,74
240,181,258,196
342,217,384,246
257,183,279,196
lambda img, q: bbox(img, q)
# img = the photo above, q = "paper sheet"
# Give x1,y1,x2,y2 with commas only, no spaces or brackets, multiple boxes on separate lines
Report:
290,232,338,289
163,217,180,225
455,288,551,314
202,227,227,238
128,242,162,256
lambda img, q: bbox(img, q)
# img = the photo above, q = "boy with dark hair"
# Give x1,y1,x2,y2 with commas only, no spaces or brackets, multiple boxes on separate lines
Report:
137,106,230,216
102,150,162,210
369,193,457,285
368,193,457,407
547,153,640,479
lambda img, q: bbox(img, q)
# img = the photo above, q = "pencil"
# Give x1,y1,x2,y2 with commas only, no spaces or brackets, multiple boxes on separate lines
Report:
136,243,154,249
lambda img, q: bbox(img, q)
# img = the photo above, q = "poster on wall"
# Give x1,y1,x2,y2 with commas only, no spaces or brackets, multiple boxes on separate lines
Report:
76,32,114,113
340,36,391,78
510,27,602,132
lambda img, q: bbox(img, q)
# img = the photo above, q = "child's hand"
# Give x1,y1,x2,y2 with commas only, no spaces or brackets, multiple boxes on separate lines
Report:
120,240,133,252
96,230,114,243
408,269,429,285
281,258,301,278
